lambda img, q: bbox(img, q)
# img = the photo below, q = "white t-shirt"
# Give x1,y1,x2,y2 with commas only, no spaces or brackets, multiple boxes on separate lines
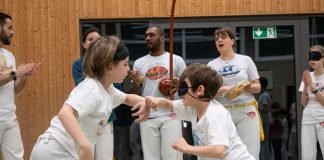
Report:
133,52,186,118
0,48,16,122
173,100,255,160
207,54,259,106
298,72,324,124
45,78,126,157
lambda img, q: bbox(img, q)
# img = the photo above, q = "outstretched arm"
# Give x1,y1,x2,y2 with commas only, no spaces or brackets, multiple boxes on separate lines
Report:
131,96,173,121
144,96,173,110
123,94,149,122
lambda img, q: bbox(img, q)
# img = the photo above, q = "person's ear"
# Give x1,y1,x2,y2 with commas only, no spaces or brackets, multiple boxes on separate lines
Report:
160,36,164,42
107,63,114,71
82,42,87,49
197,85,205,97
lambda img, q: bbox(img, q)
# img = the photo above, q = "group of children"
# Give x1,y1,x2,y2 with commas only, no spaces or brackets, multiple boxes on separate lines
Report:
28,25,324,160
1,9,323,159
29,33,256,159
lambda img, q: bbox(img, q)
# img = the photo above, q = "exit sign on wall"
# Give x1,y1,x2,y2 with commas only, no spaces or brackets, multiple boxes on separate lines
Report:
253,27,277,39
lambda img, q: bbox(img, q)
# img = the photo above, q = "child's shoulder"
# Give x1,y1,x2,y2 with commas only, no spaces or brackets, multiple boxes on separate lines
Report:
73,78,102,94
207,100,230,116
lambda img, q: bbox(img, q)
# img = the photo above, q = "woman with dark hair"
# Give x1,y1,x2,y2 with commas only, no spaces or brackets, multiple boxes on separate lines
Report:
207,27,261,160
72,27,101,85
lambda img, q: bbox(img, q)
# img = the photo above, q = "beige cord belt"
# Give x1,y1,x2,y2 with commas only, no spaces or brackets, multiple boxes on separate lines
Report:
224,100,265,141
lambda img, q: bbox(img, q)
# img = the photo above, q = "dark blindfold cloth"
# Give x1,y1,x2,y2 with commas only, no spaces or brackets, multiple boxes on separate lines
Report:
178,82,192,97
309,51,323,61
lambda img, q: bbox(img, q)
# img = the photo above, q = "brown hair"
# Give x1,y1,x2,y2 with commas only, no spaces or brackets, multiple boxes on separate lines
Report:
310,45,324,67
310,45,324,56
214,27,236,48
83,36,129,80
179,63,223,100
81,27,101,56
0,12,12,26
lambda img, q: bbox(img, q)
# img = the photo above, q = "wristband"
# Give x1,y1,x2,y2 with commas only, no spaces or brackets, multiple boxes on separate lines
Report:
10,71,17,80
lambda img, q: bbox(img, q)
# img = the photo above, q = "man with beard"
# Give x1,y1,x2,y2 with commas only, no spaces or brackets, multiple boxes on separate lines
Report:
130,26,186,160
0,12,39,160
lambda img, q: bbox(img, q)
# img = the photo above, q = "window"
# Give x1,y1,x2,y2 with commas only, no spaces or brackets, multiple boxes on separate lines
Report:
119,22,149,60
164,28,217,63
81,20,220,63
236,26,295,61
309,17,324,46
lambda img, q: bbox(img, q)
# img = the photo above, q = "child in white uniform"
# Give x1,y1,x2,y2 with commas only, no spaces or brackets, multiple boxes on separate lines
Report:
142,64,255,160
30,36,149,160
299,45,324,160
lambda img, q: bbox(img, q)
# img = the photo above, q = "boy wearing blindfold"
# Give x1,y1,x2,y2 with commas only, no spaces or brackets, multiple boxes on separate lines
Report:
299,45,324,160
139,63,255,160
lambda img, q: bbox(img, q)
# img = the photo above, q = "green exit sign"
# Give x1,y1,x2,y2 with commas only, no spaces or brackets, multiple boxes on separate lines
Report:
253,27,277,39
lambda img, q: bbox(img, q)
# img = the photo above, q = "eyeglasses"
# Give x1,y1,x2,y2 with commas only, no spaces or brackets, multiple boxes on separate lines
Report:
308,51,323,61
178,82,192,97
214,35,228,41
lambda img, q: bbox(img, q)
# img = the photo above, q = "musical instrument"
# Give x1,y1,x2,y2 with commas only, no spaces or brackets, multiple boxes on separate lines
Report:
224,80,251,100
158,0,177,98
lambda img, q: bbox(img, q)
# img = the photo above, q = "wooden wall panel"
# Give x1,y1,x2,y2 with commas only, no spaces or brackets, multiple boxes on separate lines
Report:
0,0,323,159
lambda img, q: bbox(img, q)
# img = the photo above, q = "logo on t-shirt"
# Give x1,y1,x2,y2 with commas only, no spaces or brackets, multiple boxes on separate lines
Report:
145,66,168,80
218,65,241,78
192,129,202,146
0,55,13,74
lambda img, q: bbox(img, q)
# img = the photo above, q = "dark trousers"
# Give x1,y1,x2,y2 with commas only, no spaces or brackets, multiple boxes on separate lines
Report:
114,126,132,160
271,139,282,160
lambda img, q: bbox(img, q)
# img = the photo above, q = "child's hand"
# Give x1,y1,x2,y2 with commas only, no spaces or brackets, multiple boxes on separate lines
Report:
145,96,158,110
167,79,179,95
79,139,93,160
302,70,313,87
172,137,190,153
132,101,150,122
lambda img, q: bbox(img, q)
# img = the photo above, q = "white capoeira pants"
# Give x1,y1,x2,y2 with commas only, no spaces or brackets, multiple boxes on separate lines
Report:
140,116,182,160
30,123,114,160
226,105,261,160
0,118,24,160
301,122,324,160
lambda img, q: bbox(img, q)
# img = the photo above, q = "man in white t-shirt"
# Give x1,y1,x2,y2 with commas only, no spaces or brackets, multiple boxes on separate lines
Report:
0,12,40,160
130,26,186,160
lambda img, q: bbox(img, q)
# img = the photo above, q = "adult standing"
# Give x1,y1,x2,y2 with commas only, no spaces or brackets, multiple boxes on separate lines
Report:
72,27,101,85
0,11,40,159
207,26,261,160
258,77,272,160
299,45,324,160
131,26,186,160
